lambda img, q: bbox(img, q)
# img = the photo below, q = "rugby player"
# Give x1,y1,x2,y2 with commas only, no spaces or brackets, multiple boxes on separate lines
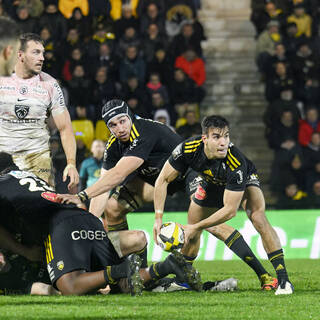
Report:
154,115,294,295
0,33,78,188
0,17,21,76
0,152,201,295
58,99,278,290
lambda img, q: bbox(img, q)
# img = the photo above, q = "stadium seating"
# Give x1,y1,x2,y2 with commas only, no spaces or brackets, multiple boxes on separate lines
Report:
71,119,95,150
95,120,111,141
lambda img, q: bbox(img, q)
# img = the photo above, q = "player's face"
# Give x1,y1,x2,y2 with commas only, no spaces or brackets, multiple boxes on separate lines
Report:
202,126,229,159
91,140,105,159
108,115,132,142
20,40,44,75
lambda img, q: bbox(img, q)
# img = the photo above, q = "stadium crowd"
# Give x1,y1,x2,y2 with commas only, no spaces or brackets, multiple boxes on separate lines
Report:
252,0,320,208
0,0,206,193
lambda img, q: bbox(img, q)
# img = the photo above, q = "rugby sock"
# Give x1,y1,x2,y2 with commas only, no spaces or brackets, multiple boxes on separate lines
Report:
136,245,148,268
183,254,197,265
104,261,128,284
268,249,289,282
108,220,129,231
225,230,267,278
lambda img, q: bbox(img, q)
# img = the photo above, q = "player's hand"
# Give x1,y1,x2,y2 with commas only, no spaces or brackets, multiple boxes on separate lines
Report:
24,245,42,262
182,224,200,245
57,193,82,206
153,217,163,244
63,164,79,190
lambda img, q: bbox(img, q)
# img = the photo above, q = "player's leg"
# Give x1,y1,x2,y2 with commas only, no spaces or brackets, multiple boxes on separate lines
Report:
105,178,154,231
243,186,293,294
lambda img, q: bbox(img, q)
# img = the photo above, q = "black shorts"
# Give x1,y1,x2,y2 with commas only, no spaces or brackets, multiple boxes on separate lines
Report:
45,209,122,288
192,172,261,208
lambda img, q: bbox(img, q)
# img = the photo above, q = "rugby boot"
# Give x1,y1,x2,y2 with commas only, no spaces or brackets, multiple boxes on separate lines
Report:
126,254,143,296
260,273,278,290
275,280,294,295
203,278,238,292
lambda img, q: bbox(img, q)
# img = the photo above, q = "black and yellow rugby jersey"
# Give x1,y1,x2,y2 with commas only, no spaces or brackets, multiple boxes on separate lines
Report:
103,118,182,185
168,136,257,192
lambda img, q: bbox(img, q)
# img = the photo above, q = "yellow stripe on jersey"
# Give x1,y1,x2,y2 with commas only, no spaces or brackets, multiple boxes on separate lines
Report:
184,148,198,153
227,155,238,169
185,139,202,145
132,124,140,137
226,160,235,171
44,235,54,264
185,143,201,149
228,149,241,166
106,136,116,150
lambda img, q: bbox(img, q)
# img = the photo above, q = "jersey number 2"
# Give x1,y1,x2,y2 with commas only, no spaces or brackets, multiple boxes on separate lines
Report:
19,177,54,192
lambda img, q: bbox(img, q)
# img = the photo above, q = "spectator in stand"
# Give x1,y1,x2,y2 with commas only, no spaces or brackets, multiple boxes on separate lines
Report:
109,0,139,21
58,0,89,19
79,139,105,190
256,20,282,74
176,110,201,139
154,109,174,131
282,22,307,58
287,3,312,38
115,26,141,59
59,27,82,58
302,132,320,192
291,42,319,92
126,93,151,119
137,0,165,18
15,5,36,33
297,76,320,106
265,43,289,78
88,0,111,19
139,2,165,37
70,104,95,123
146,72,169,104
38,2,67,45
275,175,308,209
119,45,146,85
265,62,296,102
265,109,299,151
121,74,148,106
62,46,87,82
147,46,173,86
175,47,205,86
251,1,286,36
150,92,175,124
39,26,55,52
16,0,44,18
298,106,320,147
67,64,91,106
67,7,92,41
42,48,62,79
142,23,168,63
309,180,320,208
263,86,302,128
90,42,116,79
170,20,203,59
169,68,197,106
115,3,139,39
90,67,117,120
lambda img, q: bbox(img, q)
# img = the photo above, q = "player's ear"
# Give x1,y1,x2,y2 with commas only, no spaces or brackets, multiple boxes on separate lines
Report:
3,45,13,61
201,134,207,144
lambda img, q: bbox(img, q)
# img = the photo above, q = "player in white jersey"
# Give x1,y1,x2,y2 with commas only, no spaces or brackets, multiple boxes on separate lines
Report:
0,17,21,76
0,33,79,188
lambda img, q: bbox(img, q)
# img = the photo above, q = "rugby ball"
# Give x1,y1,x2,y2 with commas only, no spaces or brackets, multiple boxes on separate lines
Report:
157,222,184,252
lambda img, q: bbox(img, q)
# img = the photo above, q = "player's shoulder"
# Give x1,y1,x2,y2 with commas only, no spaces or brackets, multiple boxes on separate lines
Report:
182,136,203,154
225,143,246,171
105,134,117,150
39,71,56,83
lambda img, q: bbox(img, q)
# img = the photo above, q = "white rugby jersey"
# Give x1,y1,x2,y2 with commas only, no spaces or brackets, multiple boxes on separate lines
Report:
0,72,66,155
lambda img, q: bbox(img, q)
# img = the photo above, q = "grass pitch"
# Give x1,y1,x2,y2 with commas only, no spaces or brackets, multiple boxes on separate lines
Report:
0,259,319,320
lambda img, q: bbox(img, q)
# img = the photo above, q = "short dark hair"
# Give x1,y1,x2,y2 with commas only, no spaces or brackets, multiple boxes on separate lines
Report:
19,33,43,52
0,17,21,52
0,152,18,174
201,115,229,135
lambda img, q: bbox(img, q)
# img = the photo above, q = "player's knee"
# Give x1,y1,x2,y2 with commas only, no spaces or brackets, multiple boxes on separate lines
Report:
250,208,267,231
133,230,147,250
105,200,125,221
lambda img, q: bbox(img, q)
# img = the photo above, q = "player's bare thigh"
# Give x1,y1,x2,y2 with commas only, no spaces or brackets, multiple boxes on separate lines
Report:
241,185,266,218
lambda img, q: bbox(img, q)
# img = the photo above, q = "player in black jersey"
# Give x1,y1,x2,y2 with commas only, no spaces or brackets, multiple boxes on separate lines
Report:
58,100,282,291
0,152,201,295
154,115,294,295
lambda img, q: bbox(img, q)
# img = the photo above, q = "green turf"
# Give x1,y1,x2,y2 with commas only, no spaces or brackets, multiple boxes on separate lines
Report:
0,259,319,320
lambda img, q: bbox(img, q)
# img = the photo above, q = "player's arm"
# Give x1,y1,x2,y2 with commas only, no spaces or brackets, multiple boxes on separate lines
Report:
0,225,41,262
184,189,244,244
58,156,144,205
153,160,181,243
53,109,79,190
88,168,110,217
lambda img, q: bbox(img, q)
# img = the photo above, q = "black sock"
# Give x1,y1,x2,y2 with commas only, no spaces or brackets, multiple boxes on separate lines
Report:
268,249,289,282
136,245,148,268
148,256,174,280
108,220,129,231
225,230,267,278
183,254,197,265
104,260,128,284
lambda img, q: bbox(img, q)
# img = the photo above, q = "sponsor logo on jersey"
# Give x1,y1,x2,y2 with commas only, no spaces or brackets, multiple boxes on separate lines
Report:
9,170,35,179
15,105,29,119
129,138,138,150
19,86,28,95
236,170,243,184
57,261,64,271
195,185,206,200
71,230,107,241
47,263,55,281
140,166,160,176
41,192,59,203
172,144,183,160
